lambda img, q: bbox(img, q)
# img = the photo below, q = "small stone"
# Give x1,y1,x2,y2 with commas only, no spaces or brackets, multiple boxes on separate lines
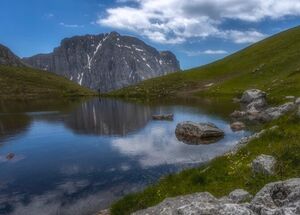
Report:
228,189,253,203
230,122,246,131
97,209,110,215
230,110,247,118
204,83,214,87
295,97,300,105
152,114,174,121
252,154,276,175
285,96,295,100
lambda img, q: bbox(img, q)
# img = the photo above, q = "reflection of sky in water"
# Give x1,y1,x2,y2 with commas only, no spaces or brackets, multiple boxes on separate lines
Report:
0,99,249,215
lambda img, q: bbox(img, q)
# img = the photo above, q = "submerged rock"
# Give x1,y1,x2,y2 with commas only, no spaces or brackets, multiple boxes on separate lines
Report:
152,114,174,121
6,153,15,160
175,122,224,145
252,154,276,175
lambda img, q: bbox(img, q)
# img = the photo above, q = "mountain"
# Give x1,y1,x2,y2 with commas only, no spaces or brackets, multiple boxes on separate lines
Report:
24,32,180,92
110,26,300,103
0,44,93,99
0,44,24,67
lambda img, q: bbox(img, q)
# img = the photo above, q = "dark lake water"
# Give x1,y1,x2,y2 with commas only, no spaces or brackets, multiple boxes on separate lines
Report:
0,98,248,215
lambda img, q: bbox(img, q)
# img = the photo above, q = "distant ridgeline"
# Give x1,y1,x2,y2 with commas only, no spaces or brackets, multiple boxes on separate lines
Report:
24,32,181,92
0,44,25,67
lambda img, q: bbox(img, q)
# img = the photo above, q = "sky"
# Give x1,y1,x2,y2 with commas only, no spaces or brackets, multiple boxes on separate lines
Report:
1,0,300,69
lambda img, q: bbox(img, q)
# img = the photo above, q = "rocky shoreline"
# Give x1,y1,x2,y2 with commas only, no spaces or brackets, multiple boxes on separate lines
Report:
107,90,300,215
133,178,300,214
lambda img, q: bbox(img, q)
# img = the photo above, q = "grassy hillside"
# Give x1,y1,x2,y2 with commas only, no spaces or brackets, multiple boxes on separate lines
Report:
109,26,300,103
110,26,300,214
0,65,94,99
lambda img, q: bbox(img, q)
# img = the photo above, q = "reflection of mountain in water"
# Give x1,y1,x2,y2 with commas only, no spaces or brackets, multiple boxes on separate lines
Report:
0,114,31,143
65,99,153,136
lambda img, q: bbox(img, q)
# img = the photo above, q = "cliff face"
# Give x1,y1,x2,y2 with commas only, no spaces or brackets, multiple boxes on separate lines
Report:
0,44,24,67
24,32,180,92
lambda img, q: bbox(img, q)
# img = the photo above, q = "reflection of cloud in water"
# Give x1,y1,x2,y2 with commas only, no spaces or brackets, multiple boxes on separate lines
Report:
3,179,142,215
112,124,246,168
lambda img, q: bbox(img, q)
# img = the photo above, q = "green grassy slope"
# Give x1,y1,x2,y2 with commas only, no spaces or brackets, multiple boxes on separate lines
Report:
110,26,300,214
110,26,300,103
0,65,94,99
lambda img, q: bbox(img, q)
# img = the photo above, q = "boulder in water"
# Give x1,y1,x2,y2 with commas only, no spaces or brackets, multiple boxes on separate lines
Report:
152,114,174,121
175,122,224,145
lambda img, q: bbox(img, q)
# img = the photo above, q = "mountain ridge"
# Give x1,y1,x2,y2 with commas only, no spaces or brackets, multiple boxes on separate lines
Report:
24,32,180,92
0,44,25,67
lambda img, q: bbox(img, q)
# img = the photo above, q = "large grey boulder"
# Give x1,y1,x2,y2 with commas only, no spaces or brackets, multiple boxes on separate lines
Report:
23,32,180,92
252,155,276,175
240,89,267,105
247,99,267,112
175,122,224,144
250,178,300,215
295,97,300,105
264,102,296,120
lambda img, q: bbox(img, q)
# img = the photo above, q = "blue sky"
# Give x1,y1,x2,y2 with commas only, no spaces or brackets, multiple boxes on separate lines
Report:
1,0,300,69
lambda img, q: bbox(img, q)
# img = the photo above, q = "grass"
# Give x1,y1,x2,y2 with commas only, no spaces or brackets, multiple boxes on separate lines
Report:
109,26,300,103
0,65,95,99
110,26,300,214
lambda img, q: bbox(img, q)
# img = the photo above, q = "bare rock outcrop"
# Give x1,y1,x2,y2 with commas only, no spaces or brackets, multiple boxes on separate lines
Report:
133,178,300,215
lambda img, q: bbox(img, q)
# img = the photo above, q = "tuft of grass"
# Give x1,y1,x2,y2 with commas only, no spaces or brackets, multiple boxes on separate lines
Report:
0,65,95,99
111,113,300,215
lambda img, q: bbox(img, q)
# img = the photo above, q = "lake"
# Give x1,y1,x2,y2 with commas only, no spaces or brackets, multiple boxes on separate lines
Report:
0,98,248,215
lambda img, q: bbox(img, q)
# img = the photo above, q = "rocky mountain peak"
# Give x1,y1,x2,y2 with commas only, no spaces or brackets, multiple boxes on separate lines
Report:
23,32,180,92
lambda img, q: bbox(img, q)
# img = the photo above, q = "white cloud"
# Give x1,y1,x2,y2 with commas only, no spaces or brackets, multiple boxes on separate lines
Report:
97,0,300,44
184,50,228,56
45,13,54,18
59,22,84,28
221,30,267,44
